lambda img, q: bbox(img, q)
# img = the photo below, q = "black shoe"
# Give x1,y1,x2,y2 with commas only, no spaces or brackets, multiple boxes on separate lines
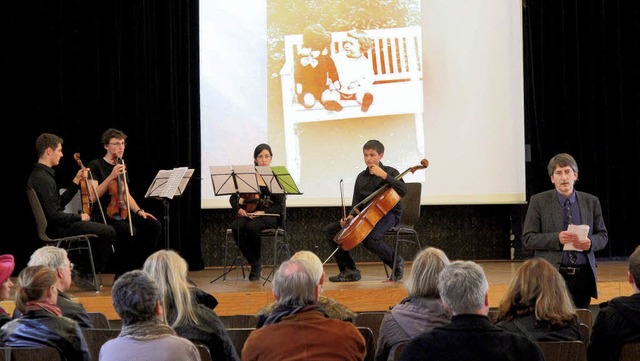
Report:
391,259,404,281
329,268,361,282
73,271,97,291
249,265,262,281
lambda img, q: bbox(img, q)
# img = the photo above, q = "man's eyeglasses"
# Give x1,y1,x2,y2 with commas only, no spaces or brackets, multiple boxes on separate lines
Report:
109,142,127,147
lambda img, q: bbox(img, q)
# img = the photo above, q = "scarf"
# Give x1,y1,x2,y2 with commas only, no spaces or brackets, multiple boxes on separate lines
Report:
263,303,328,326
119,320,176,341
25,300,63,316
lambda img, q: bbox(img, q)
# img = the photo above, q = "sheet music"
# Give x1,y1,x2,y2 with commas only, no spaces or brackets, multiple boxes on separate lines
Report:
145,167,194,199
563,224,590,251
209,164,260,196
256,166,284,194
270,165,302,194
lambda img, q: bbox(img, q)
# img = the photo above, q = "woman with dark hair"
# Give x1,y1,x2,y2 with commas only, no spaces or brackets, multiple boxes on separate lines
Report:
229,143,285,281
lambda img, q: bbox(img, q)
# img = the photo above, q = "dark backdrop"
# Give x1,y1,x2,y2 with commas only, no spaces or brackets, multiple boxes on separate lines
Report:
4,1,638,271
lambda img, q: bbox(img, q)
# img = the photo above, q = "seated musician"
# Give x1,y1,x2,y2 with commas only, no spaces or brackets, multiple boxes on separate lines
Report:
87,128,162,279
229,143,285,281
322,139,407,282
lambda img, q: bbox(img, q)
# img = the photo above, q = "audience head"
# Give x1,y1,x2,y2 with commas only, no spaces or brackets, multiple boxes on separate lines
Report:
15,265,58,313
272,259,318,307
28,246,73,291
406,247,450,298
629,245,640,292
438,261,489,315
0,254,15,301
112,270,161,326
142,249,195,327
498,258,575,325
290,250,324,286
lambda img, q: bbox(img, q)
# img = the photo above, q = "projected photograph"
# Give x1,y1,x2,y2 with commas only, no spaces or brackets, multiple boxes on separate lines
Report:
200,0,526,208
267,0,424,183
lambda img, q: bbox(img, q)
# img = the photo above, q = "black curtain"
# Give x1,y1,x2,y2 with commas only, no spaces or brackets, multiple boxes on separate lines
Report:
523,0,640,258
4,0,203,270
4,1,639,271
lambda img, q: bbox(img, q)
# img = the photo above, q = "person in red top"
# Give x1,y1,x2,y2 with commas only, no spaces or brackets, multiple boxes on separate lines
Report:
241,258,366,361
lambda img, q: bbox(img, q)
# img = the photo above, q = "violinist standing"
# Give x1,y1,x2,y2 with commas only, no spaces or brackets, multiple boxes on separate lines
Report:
87,128,162,278
27,133,116,291
323,140,407,282
229,144,285,281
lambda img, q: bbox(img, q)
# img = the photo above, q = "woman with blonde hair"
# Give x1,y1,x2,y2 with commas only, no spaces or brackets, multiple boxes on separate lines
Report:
0,265,90,361
375,247,451,361
495,258,580,341
143,250,239,361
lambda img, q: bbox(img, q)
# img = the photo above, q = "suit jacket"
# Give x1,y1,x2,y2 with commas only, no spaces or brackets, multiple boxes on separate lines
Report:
522,189,608,297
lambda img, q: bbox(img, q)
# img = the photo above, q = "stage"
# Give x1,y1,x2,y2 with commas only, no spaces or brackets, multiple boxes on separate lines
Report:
1,260,632,320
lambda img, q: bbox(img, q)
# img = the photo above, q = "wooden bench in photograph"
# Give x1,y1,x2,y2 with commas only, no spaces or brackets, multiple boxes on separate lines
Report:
279,26,424,180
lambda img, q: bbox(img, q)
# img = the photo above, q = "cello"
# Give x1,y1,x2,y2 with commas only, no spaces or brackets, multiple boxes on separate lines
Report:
73,153,107,223
106,155,134,235
331,159,429,253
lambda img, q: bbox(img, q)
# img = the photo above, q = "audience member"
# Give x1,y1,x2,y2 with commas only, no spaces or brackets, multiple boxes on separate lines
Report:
0,255,15,327
522,152,608,308
398,261,545,361
495,258,581,341
588,245,640,361
143,249,239,361
255,250,357,327
0,265,90,361
376,247,451,361
100,270,201,361
242,258,366,360
12,246,93,328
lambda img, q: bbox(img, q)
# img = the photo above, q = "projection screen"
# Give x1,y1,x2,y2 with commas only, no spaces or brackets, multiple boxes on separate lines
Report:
200,0,525,208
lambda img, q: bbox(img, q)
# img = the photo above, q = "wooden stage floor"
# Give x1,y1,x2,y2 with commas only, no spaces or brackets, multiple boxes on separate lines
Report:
2,260,632,320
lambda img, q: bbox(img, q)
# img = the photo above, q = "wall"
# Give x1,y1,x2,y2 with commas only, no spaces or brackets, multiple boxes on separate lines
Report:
201,204,513,267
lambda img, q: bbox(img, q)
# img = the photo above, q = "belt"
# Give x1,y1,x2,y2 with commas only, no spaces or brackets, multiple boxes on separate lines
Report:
559,265,588,276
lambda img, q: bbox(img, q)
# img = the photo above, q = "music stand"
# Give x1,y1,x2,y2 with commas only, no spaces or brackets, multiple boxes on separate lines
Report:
209,165,261,283
256,165,302,284
145,167,195,250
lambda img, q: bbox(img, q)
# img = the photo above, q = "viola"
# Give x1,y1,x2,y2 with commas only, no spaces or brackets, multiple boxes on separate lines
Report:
334,159,429,251
73,153,92,215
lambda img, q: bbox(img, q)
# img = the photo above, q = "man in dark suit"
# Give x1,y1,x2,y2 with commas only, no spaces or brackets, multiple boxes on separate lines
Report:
522,153,608,308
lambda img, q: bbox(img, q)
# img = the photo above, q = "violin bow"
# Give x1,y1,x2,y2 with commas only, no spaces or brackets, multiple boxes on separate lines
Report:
118,157,134,236
88,169,107,224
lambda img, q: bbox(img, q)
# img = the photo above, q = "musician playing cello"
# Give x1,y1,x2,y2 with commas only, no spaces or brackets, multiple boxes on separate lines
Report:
87,128,161,279
323,139,407,282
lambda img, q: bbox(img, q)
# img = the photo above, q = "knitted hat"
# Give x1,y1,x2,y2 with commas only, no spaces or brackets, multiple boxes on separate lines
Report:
0,254,15,284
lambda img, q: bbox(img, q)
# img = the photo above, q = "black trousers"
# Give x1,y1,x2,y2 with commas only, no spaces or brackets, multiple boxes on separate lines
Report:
230,215,279,266
559,264,596,309
322,212,401,272
54,220,116,274
107,216,162,274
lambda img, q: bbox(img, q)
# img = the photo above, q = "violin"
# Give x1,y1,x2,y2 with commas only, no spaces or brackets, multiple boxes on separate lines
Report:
238,193,261,213
73,153,93,215
333,159,429,251
106,155,134,235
